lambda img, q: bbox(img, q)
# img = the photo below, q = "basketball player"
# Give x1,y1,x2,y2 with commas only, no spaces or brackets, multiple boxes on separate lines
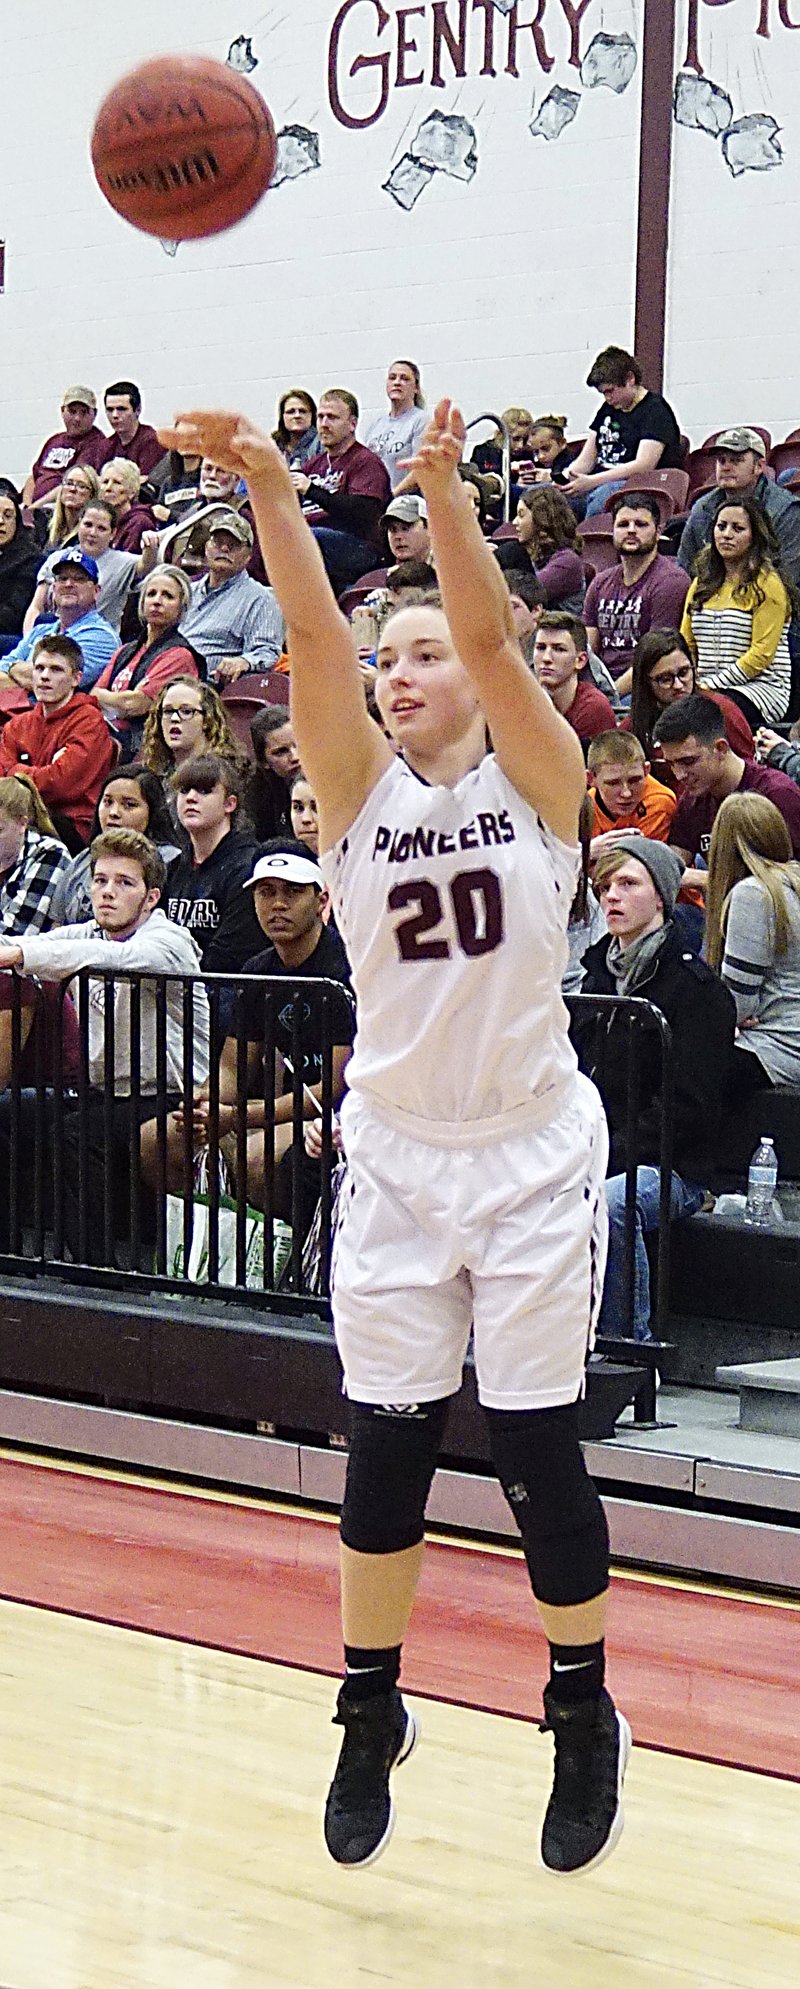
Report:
160,399,630,1878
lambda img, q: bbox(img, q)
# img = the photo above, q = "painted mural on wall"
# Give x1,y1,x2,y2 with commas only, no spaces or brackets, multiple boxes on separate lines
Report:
675,0,799,175
221,2,640,218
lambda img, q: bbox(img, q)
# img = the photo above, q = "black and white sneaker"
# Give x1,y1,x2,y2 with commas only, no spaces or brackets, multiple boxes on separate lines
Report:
539,1686,631,1876
324,1685,419,1869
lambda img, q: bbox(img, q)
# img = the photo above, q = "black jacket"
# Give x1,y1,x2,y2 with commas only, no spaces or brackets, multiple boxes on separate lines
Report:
0,527,41,638
573,922,736,1182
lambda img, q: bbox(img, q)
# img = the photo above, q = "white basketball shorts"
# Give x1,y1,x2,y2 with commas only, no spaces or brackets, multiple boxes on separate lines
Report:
331,1073,609,1412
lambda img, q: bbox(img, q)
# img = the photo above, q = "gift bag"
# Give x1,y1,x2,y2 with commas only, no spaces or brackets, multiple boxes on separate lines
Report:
166,1150,292,1290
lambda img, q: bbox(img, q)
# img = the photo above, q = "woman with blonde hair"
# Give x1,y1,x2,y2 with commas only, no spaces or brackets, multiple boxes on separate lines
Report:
46,465,101,551
99,459,156,551
0,772,70,934
496,482,585,612
140,675,239,782
706,790,800,1097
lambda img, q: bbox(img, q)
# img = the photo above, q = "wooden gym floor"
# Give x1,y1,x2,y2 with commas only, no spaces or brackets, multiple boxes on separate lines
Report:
0,1450,798,1986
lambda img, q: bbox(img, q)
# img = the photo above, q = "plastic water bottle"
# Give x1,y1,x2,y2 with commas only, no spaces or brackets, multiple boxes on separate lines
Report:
745,1136,778,1224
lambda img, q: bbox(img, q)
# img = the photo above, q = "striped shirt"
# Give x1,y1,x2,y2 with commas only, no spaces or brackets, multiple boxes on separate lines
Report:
681,570,791,724
180,571,284,675
722,873,800,1084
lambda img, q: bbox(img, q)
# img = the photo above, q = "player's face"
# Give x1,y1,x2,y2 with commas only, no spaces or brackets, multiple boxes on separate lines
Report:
374,606,481,751
597,858,663,942
253,878,320,946
593,758,648,817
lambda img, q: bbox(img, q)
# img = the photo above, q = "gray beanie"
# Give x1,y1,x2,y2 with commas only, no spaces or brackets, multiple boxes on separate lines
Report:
608,836,685,918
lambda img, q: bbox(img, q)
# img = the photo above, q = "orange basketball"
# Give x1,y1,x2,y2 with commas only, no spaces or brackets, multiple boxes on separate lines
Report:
91,54,277,240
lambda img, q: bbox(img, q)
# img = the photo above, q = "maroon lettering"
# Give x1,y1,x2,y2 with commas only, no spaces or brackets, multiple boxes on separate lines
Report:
780,0,800,25
396,4,426,85
328,0,391,130
432,0,469,88
505,2,555,79
471,0,498,76
556,0,595,68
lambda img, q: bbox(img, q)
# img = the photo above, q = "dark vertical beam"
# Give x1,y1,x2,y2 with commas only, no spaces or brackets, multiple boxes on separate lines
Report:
634,0,677,390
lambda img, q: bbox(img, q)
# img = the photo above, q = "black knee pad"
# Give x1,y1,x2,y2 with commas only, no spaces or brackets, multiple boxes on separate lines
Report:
485,1402,609,1607
340,1397,451,1554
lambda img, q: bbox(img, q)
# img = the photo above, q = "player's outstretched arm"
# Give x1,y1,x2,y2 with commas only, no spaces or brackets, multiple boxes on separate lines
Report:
404,400,586,845
158,413,392,846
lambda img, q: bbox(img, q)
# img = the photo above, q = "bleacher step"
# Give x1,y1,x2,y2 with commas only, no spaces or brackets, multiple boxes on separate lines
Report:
715,1359,800,1436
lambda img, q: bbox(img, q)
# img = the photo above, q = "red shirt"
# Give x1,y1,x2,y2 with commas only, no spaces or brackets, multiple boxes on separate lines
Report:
671,758,800,860
30,427,108,503
565,679,618,749
0,693,115,839
93,639,198,736
111,503,157,552
302,442,391,545
623,691,755,788
100,423,165,477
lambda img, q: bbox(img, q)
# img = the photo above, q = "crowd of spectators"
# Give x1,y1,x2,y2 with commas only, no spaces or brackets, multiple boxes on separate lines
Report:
2,346,800,1347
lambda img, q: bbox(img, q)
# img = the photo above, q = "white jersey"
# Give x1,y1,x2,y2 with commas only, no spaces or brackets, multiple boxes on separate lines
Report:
320,754,581,1145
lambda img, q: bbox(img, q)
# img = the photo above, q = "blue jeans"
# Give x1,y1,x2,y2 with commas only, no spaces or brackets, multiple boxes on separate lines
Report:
584,478,627,518
599,1169,705,1342
310,526,379,589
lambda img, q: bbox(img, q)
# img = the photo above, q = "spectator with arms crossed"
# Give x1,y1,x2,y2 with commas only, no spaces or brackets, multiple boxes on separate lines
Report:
563,346,682,519
290,389,391,591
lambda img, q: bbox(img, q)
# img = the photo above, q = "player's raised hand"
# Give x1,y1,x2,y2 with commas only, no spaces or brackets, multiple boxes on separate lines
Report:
400,398,468,498
157,411,292,493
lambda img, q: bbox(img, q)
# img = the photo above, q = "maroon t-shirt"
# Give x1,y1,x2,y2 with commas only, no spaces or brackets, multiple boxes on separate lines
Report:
100,423,165,477
584,554,690,676
302,442,391,546
30,427,108,502
671,759,800,860
0,976,81,1086
111,503,157,552
565,679,618,748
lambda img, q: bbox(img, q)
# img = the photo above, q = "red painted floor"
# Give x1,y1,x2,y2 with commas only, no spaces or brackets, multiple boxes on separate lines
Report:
0,1454,797,1780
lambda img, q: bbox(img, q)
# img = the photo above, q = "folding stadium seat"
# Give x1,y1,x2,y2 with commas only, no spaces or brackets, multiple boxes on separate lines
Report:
220,669,288,756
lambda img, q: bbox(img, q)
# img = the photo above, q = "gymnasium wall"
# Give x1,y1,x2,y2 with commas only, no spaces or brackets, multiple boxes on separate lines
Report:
0,1,797,481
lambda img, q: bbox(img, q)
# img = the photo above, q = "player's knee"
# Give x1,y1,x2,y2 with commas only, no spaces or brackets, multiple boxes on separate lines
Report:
484,1402,609,1606
340,1397,451,1554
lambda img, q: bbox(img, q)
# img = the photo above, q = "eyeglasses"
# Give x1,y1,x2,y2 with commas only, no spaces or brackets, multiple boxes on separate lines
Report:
650,666,693,689
162,705,202,721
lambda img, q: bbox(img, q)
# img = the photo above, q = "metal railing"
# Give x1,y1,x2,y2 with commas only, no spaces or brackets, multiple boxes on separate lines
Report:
0,967,353,1317
465,412,512,521
569,992,676,1423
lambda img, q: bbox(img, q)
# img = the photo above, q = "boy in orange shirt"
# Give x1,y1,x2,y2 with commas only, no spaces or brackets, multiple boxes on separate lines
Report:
588,731,676,862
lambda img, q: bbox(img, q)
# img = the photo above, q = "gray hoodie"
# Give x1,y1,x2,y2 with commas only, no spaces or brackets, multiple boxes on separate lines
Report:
18,908,208,1095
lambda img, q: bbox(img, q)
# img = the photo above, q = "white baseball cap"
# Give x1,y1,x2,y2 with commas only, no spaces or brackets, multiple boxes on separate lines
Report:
246,851,322,889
